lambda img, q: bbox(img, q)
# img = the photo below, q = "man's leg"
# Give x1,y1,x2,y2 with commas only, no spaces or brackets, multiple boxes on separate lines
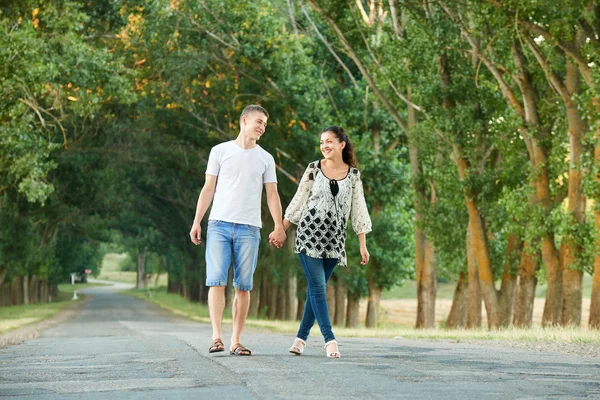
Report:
208,286,226,341
230,224,260,354
231,288,250,347
205,221,233,351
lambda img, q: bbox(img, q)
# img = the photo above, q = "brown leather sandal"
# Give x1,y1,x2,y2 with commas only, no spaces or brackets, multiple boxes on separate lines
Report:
209,338,225,353
230,343,252,356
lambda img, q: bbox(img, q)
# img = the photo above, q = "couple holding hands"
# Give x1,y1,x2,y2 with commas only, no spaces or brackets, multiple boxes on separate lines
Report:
189,105,371,359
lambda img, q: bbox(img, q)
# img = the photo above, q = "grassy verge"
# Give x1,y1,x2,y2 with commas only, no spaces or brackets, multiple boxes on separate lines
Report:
125,286,600,345
384,273,594,300
97,253,168,286
0,283,104,334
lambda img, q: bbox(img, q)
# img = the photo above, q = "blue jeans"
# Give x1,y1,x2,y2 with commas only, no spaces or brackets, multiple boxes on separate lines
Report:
205,220,260,291
296,254,338,343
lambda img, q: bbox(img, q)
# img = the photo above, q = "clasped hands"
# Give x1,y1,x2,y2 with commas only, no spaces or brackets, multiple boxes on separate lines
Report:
268,226,286,249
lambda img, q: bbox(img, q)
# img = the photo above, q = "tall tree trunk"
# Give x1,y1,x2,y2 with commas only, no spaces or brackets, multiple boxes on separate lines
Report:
136,251,146,289
416,238,437,328
326,284,336,322
0,266,7,288
178,279,185,297
537,180,563,325
560,241,583,326
249,285,260,319
284,229,297,320
167,274,175,294
468,202,501,329
499,271,517,328
466,221,482,328
454,146,501,328
285,271,297,321
41,278,48,303
560,57,587,327
520,30,591,326
446,271,467,328
198,258,208,304
276,283,286,321
11,276,22,305
590,126,600,329
48,282,56,303
0,285,9,306
259,265,270,317
512,40,563,326
296,291,305,322
590,205,600,328
268,281,279,320
365,123,385,329
365,275,382,328
30,275,39,304
513,242,539,328
410,90,437,329
499,234,520,327
334,276,346,326
186,252,200,302
345,290,360,328
23,275,30,305
449,32,562,326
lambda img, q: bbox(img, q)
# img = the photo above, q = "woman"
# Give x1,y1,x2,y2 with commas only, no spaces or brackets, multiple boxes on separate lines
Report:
274,126,371,358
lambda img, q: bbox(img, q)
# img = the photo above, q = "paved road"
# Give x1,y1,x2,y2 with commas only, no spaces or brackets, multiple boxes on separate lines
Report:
1,282,599,399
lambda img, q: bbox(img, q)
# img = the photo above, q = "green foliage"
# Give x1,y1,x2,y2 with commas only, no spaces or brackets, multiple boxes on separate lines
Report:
2,0,599,319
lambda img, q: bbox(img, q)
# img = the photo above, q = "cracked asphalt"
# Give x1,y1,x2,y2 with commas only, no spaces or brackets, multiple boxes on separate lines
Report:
1,281,599,399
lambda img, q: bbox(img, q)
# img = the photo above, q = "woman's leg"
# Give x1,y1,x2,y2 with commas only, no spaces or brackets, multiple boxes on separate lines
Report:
295,255,339,341
296,284,315,342
323,258,337,284
297,254,336,343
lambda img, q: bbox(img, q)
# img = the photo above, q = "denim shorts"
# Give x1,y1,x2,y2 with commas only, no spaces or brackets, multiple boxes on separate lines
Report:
205,220,260,291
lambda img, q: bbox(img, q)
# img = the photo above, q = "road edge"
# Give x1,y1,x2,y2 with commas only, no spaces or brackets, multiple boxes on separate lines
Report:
0,296,89,348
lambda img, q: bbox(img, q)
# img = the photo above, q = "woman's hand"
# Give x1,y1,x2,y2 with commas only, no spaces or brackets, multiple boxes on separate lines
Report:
360,246,370,265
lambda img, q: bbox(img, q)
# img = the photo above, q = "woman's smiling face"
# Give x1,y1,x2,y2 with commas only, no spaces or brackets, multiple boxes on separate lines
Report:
320,131,345,160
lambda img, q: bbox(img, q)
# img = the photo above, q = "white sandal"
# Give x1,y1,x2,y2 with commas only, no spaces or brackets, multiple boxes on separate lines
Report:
324,340,341,358
289,338,306,356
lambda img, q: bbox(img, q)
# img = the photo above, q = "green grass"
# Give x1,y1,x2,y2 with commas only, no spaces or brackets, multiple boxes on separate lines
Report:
0,283,100,334
387,326,600,344
96,253,168,286
125,286,600,345
383,273,594,300
383,280,457,300
126,286,219,321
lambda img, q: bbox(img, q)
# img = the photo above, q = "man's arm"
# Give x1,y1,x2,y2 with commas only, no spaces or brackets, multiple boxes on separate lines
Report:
265,182,286,246
189,174,217,245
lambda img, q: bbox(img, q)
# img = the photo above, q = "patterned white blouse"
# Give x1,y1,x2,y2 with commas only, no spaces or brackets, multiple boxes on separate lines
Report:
284,161,372,266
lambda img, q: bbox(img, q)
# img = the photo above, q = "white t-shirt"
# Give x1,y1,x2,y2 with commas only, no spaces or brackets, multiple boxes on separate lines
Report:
206,141,277,228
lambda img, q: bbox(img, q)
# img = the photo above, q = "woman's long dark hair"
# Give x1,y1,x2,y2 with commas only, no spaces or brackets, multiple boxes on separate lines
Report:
321,126,357,168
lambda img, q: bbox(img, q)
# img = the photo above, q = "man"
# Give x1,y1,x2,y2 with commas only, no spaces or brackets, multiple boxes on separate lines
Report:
189,104,286,356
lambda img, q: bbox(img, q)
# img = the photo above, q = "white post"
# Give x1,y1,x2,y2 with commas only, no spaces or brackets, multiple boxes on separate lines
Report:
70,273,76,285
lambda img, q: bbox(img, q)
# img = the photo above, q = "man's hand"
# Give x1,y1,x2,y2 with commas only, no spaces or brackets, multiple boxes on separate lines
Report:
190,222,202,245
268,227,286,248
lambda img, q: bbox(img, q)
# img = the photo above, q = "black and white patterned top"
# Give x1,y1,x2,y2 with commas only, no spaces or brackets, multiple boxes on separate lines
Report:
284,161,372,266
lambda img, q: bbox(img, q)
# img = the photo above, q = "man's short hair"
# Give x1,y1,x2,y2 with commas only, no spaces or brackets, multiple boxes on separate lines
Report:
240,105,269,124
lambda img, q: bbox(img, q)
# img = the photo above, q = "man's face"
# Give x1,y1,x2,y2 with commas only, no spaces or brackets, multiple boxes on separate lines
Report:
242,111,268,141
